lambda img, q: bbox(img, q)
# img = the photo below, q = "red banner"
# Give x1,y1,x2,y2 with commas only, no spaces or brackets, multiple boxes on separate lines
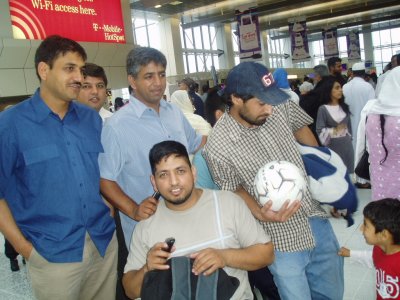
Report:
9,0,126,43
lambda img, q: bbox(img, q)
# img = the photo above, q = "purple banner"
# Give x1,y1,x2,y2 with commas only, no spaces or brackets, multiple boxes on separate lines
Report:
322,28,339,59
347,31,361,61
237,11,262,60
289,20,310,62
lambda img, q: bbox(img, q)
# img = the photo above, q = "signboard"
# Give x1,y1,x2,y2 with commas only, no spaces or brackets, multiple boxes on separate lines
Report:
346,30,361,61
236,9,262,60
322,28,339,59
9,0,126,43
289,19,310,62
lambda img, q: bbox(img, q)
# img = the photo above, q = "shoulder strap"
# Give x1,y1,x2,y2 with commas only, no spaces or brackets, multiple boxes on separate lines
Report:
196,269,219,300
171,257,191,300
212,191,225,248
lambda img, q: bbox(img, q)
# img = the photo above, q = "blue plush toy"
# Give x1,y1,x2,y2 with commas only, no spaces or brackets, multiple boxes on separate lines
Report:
297,143,358,226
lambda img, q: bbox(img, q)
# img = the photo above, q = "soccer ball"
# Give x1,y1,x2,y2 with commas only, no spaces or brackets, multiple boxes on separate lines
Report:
254,160,307,211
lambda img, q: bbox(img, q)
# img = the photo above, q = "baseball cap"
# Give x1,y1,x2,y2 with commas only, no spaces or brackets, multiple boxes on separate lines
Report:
225,62,289,105
352,62,365,71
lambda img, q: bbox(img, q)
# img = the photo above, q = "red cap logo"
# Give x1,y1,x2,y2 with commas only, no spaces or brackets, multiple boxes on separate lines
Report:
261,73,274,87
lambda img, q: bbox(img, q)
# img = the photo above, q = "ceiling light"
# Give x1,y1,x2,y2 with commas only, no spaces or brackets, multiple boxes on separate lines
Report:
155,4,162,8
169,1,183,5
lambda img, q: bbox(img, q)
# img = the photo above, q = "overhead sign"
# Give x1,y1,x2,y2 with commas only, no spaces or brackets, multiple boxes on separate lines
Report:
236,7,262,60
322,27,339,59
9,0,126,43
288,19,310,63
346,30,361,61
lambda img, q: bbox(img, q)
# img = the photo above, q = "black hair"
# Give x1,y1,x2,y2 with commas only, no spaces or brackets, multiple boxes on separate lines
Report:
363,198,400,244
353,70,365,78
392,54,400,66
83,63,108,86
126,47,167,78
204,87,226,127
327,57,342,70
379,115,389,164
35,35,87,81
149,141,191,175
223,92,254,108
181,78,197,92
114,97,124,111
319,76,350,114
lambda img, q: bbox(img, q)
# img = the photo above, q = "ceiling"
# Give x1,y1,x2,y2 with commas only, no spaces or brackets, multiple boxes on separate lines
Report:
130,0,400,34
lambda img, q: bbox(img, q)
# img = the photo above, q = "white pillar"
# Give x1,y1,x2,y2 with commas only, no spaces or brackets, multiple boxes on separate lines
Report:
216,24,235,70
159,17,184,77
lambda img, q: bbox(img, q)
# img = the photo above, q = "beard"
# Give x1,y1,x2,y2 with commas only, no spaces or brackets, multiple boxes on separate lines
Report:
162,186,194,207
239,110,267,126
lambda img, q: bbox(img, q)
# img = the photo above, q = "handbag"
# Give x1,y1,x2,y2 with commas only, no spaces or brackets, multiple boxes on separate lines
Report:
355,150,370,180
354,117,370,181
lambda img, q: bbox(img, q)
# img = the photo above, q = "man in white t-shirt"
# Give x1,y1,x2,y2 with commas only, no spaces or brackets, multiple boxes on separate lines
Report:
122,140,273,300
77,63,113,123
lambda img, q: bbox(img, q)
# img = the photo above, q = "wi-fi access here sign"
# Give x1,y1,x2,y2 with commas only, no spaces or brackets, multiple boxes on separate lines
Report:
9,0,126,43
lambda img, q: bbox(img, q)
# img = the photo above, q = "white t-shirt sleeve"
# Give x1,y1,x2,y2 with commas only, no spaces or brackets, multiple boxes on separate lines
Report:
350,250,374,269
124,222,149,273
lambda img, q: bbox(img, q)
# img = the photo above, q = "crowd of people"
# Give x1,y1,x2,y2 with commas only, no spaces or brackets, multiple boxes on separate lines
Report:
0,34,399,300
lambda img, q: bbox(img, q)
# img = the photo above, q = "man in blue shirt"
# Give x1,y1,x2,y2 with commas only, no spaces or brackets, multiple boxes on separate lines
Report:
0,35,117,300
99,46,205,298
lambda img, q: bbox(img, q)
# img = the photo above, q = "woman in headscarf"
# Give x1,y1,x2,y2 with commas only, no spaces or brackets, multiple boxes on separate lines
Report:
170,90,212,136
356,66,400,201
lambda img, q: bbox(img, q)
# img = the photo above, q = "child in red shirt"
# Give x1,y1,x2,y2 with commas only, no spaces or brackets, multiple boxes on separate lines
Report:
339,198,400,299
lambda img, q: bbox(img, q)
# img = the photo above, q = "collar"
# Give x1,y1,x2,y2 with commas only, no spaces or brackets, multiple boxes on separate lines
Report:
129,95,168,118
223,112,260,142
31,89,79,123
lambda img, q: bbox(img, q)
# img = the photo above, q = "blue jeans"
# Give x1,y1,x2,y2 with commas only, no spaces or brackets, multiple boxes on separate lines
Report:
269,217,344,300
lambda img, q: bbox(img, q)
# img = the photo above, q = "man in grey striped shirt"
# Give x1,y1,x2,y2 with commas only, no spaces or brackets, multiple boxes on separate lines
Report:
203,62,344,300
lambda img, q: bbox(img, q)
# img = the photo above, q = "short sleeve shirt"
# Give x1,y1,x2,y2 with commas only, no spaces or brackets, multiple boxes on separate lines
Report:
125,189,271,300
203,101,326,251
99,97,202,247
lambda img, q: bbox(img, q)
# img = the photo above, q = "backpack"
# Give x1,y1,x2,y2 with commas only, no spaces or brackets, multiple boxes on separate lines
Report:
141,256,239,300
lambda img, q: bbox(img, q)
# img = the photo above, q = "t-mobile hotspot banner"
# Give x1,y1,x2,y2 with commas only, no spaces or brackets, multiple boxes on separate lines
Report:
9,0,126,43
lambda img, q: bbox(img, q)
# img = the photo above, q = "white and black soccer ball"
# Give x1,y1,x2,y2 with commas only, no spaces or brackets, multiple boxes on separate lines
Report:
254,160,307,211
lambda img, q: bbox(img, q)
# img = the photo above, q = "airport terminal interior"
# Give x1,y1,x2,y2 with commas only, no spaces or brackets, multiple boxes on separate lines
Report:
1,0,399,299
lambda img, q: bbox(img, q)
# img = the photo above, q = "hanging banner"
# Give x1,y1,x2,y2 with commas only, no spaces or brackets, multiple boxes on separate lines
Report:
289,19,310,62
8,0,126,43
346,31,361,61
322,27,339,59
237,8,262,60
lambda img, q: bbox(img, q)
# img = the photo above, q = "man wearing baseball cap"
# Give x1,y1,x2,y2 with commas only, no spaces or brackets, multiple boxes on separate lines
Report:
203,62,344,300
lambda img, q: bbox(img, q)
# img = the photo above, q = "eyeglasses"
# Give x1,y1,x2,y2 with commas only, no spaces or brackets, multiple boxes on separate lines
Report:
81,83,106,90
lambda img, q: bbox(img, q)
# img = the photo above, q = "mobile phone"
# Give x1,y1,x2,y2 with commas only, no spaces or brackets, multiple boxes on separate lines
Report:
152,191,161,200
164,237,175,252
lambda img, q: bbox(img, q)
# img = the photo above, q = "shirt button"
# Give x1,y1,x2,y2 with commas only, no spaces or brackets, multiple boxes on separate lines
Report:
83,204,86,209
80,183,83,187
67,142,70,145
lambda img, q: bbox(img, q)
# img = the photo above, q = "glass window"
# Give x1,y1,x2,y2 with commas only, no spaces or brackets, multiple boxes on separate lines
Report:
210,26,217,50
148,23,160,50
135,27,148,47
197,54,205,72
379,29,392,46
184,29,194,49
187,54,196,73
194,27,202,49
391,28,400,44
202,26,210,49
